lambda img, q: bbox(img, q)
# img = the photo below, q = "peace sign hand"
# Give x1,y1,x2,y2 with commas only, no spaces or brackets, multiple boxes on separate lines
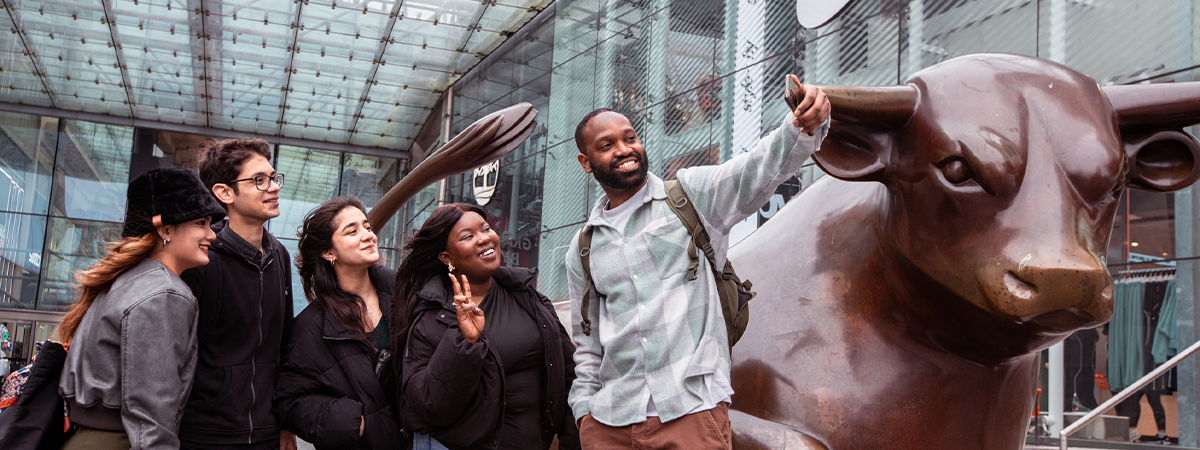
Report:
449,274,485,343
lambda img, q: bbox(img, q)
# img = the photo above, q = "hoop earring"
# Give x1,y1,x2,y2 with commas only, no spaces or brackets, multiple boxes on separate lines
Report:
330,259,336,266
447,262,455,273
163,238,170,246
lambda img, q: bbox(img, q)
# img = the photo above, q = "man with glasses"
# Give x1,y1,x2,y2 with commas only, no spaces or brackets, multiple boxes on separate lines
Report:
180,138,297,450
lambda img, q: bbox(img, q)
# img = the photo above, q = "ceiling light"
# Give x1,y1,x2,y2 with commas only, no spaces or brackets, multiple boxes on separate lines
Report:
1131,242,1139,247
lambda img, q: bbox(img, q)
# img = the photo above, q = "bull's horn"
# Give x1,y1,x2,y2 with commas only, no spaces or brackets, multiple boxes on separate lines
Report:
366,102,537,230
1104,83,1200,133
818,85,918,129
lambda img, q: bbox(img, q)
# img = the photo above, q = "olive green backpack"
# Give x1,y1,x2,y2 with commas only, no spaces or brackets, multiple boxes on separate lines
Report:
576,179,755,348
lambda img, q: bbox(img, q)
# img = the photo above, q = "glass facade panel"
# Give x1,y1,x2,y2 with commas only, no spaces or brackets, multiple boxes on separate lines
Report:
273,145,341,240
51,121,133,222
277,237,307,315
0,212,46,310
0,112,57,216
341,154,402,250
37,217,122,312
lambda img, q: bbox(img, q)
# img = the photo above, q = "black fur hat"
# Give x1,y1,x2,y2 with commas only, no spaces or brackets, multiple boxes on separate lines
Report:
122,167,227,238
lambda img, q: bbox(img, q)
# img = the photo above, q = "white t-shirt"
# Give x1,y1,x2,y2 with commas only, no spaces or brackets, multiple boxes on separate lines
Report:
598,183,647,232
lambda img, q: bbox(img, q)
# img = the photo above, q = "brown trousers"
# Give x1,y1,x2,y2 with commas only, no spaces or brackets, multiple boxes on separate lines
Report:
579,403,732,450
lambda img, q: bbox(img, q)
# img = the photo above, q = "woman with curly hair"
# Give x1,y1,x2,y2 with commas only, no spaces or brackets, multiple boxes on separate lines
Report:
394,203,578,450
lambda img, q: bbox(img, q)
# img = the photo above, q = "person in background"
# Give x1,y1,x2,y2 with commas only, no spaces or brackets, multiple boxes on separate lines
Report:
180,139,297,450
394,203,578,450
275,196,406,449
58,167,225,449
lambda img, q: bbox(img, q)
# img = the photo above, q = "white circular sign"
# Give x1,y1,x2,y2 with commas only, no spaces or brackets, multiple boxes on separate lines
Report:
796,0,853,29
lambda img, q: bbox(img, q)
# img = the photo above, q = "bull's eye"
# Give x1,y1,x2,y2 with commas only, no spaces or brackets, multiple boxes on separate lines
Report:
939,158,973,185
1109,181,1126,201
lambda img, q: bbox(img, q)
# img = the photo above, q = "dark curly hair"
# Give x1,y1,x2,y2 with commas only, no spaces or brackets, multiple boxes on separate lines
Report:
389,203,487,363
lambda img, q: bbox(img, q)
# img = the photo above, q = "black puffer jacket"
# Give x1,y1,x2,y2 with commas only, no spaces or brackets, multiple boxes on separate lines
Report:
401,267,579,450
275,266,407,450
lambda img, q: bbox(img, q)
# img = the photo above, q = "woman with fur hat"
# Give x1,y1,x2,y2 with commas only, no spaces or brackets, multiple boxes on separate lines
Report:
58,167,226,450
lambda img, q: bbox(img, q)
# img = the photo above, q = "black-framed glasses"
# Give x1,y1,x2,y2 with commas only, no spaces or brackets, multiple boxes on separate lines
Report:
224,173,284,191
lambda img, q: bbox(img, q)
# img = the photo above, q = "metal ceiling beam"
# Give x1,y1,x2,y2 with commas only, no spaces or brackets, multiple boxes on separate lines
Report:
99,0,137,117
0,101,409,160
275,0,304,136
0,0,56,108
346,0,405,144
457,1,495,55
188,0,211,126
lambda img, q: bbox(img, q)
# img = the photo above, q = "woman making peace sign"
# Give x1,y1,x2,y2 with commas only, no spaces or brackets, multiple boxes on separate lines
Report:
393,203,579,450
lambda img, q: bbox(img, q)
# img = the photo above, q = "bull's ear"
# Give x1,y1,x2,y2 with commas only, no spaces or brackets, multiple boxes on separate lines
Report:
1125,129,1200,192
809,85,914,182
812,121,894,182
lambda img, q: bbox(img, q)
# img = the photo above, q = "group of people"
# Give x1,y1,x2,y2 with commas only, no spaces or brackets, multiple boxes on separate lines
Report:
45,82,831,450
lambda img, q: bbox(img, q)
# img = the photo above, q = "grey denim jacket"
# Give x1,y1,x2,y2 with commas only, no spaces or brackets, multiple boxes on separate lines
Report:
60,258,199,449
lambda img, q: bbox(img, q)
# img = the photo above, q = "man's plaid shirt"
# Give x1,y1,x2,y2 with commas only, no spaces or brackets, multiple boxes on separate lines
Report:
566,116,829,426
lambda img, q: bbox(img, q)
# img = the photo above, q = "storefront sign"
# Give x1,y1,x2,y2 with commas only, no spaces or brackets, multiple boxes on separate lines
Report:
473,160,500,206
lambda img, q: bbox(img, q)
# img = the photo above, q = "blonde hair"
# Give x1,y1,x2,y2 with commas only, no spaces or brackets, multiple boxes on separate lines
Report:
58,233,158,343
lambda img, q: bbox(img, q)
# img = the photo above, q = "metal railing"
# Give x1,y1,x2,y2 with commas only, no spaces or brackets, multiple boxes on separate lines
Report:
1059,338,1200,449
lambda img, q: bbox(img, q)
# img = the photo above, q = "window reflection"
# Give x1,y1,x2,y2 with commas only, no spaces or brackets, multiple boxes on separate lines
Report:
0,213,47,310
0,112,56,216
273,145,340,239
342,154,402,249
37,217,121,312
51,121,134,222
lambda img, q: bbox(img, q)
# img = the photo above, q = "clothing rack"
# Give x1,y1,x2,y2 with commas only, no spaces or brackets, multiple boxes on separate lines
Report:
1116,266,1176,283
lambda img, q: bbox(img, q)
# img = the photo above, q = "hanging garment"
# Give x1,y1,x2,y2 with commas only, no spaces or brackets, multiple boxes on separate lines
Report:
1152,280,1179,365
1064,328,1100,410
1107,282,1145,392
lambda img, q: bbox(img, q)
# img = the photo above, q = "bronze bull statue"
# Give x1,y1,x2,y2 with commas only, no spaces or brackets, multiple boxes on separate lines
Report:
727,53,1200,449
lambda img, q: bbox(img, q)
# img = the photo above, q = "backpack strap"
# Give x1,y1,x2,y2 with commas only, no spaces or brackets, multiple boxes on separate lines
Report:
577,225,596,336
663,180,708,281
663,179,755,347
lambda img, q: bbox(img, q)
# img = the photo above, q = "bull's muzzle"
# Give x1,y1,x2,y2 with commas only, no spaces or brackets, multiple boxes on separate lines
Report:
980,252,1114,330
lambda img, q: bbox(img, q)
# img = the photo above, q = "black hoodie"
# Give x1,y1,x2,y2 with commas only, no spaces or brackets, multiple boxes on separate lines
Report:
179,220,294,445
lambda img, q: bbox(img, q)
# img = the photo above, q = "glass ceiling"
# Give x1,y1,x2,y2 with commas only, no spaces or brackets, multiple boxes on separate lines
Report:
0,0,552,151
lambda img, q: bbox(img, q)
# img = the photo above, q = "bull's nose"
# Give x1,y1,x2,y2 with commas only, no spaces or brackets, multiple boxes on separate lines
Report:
1003,271,1035,300
983,256,1113,330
